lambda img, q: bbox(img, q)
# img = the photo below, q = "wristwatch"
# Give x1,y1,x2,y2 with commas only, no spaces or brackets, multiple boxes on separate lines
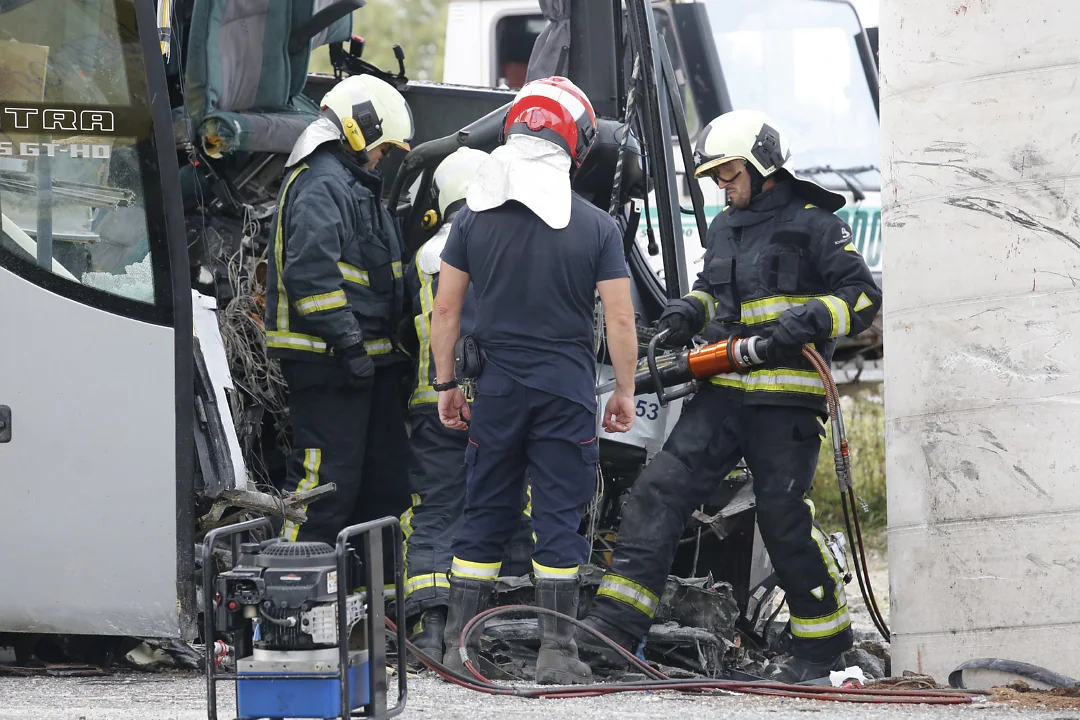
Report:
433,378,458,391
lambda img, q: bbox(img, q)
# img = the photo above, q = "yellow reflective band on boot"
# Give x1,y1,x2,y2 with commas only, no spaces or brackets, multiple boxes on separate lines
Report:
404,573,450,600
294,290,347,316
710,369,826,395
596,574,660,618
532,561,578,579
281,448,322,541
686,290,716,331
816,295,851,338
451,557,501,580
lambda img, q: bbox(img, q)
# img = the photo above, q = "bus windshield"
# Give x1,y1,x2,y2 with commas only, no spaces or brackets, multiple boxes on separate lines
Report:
0,0,159,303
702,0,880,191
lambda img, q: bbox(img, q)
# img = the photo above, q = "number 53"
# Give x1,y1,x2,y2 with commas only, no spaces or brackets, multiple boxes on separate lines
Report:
635,399,659,421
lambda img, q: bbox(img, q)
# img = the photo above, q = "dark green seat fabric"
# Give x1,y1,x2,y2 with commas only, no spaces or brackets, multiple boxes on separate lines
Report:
179,0,357,157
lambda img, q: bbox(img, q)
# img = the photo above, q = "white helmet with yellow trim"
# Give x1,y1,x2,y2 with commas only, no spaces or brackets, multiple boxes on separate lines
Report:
693,109,845,211
420,147,490,230
320,74,414,154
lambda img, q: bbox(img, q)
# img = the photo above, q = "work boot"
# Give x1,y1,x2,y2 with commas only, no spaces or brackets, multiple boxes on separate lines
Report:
575,614,639,670
407,607,447,665
534,578,593,685
442,577,495,675
762,653,844,684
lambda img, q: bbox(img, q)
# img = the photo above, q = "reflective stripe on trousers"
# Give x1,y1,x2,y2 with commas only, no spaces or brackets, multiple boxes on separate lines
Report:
595,574,660,618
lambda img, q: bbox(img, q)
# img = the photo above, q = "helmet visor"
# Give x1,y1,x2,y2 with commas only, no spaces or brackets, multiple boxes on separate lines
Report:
695,156,744,182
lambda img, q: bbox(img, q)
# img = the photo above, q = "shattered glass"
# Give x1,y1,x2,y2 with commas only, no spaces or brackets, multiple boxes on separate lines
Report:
81,252,154,303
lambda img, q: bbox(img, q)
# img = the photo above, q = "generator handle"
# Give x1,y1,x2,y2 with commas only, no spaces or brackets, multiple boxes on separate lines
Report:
202,517,274,720
336,517,408,720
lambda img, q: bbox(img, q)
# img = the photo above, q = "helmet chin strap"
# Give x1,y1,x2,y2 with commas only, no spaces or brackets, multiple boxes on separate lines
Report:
746,163,767,199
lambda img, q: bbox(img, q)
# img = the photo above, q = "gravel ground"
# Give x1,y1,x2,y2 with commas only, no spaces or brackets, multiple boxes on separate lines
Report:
0,672,1073,720
5,550,1068,719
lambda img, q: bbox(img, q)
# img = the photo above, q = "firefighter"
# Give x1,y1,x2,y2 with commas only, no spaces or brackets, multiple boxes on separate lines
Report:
399,147,535,662
264,74,415,553
577,109,883,683
428,77,640,684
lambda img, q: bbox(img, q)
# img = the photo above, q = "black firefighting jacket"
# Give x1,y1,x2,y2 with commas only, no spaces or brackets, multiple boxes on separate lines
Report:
670,179,882,412
264,145,406,366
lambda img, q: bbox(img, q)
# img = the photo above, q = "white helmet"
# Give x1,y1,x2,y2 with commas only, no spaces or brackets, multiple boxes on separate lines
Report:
693,109,845,211
320,74,414,154
422,147,489,229
693,109,791,181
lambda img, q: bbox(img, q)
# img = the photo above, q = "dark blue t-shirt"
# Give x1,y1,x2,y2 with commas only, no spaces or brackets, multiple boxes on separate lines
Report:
440,193,630,412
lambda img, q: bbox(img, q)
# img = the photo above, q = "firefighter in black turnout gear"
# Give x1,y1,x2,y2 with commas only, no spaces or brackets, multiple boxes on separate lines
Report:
579,110,883,683
265,75,415,551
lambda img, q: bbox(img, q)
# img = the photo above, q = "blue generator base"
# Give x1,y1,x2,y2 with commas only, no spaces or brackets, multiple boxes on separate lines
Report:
236,652,370,719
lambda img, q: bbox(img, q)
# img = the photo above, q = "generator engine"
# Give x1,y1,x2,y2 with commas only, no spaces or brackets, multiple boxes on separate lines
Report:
215,540,364,651
211,539,374,720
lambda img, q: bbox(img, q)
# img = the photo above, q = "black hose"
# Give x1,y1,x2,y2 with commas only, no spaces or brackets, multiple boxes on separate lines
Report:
949,659,1079,689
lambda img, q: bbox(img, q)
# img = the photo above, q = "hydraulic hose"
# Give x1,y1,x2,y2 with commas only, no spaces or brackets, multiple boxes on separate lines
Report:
800,345,891,642
385,607,975,704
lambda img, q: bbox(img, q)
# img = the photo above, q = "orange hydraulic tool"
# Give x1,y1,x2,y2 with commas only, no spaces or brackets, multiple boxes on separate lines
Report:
597,328,772,406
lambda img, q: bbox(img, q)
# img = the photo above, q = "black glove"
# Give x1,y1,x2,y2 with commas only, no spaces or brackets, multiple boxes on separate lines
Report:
657,304,696,348
763,323,804,364
338,341,375,389
395,314,419,358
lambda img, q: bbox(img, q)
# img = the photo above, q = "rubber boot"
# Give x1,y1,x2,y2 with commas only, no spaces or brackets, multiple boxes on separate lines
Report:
762,653,844,683
534,578,593,685
441,576,495,675
575,613,639,670
407,607,446,665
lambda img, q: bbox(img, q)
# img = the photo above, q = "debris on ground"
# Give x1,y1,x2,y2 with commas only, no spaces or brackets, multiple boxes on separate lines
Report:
866,672,943,691
989,681,1080,711
0,662,108,677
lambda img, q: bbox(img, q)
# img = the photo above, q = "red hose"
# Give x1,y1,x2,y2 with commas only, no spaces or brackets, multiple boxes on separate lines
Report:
386,605,974,705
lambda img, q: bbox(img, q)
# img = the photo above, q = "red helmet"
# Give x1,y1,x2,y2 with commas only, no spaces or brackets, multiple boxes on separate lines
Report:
502,76,598,166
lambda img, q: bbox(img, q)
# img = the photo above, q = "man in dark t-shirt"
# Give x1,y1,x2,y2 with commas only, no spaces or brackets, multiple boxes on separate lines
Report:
428,77,639,685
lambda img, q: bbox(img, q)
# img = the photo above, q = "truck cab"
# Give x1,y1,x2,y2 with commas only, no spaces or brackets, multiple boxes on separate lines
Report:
444,0,883,372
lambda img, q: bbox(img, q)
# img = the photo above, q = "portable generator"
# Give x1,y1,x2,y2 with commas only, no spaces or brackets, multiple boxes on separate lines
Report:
203,517,406,720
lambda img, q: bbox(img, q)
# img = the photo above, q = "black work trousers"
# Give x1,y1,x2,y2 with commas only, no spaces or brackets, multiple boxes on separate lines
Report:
589,386,853,662
450,363,599,580
279,360,412,584
400,411,534,619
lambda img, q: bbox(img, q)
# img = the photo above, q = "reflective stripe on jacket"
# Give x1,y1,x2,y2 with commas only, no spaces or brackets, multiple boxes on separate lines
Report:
405,221,477,410
264,146,406,365
672,180,881,411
